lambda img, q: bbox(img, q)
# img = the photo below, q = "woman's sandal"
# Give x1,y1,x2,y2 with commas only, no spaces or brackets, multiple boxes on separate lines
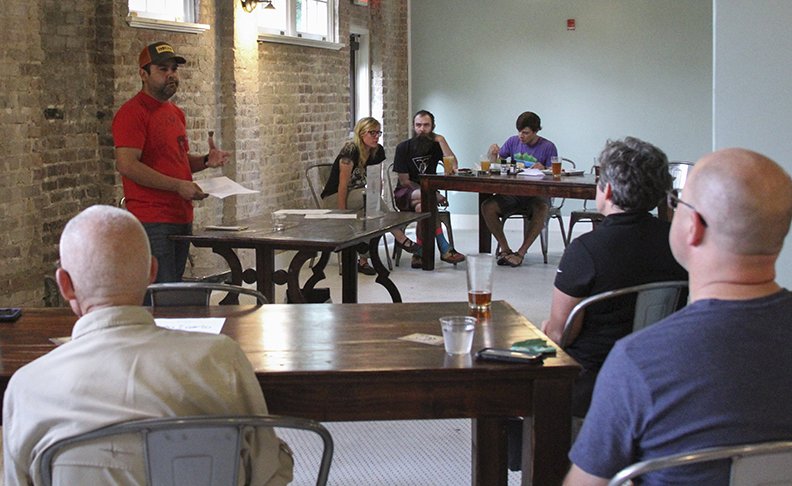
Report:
395,238,421,255
496,251,511,266
503,251,524,267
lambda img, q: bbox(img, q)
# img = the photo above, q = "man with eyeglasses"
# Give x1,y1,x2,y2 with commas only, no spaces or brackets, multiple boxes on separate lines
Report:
393,110,465,268
565,148,792,485
113,42,230,283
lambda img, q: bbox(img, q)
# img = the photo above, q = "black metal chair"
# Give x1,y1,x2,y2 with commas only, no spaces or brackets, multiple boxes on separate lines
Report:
146,282,268,307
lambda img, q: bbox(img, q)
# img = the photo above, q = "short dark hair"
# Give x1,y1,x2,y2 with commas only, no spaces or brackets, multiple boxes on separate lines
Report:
413,110,436,130
516,111,541,132
597,137,672,212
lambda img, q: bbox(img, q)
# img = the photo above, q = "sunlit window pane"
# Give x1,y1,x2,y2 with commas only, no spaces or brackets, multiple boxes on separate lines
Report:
128,0,192,22
257,0,287,31
297,0,328,37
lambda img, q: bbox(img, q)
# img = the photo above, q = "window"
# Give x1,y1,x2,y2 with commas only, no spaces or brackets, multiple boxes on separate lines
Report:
127,0,209,34
128,0,195,23
256,0,342,49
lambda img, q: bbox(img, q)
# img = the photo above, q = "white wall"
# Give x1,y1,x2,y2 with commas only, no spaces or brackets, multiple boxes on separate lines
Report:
410,0,712,215
713,0,792,287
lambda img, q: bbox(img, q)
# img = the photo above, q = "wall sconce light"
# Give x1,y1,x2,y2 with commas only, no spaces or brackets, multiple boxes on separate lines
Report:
241,0,275,13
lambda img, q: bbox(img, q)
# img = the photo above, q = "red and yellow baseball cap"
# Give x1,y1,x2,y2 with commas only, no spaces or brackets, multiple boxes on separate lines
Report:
138,42,187,69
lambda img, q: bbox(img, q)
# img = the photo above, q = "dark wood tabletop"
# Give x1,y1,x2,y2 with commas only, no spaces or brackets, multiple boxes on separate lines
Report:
174,211,428,303
2,302,580,486
419,172,598,269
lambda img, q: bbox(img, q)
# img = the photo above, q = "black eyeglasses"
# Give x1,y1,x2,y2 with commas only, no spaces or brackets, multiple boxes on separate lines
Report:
666,190,708,227
366,130,383,137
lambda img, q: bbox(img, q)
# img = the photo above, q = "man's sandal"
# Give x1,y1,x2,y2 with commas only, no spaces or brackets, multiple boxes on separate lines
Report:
503,252,524,267
395,238,421,255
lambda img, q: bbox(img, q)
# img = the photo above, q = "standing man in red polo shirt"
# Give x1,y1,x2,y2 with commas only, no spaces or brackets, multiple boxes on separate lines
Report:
112,41,229,282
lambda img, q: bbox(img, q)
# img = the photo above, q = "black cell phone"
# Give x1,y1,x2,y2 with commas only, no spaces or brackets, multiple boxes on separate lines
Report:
475,347,543,364
0,308,22,323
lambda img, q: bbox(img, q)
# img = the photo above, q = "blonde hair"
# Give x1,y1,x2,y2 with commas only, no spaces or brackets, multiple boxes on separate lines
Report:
351,117,381,168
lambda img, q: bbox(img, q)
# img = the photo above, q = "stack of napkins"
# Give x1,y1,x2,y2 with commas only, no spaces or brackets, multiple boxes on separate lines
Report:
517,168,545,177
511,338,557,356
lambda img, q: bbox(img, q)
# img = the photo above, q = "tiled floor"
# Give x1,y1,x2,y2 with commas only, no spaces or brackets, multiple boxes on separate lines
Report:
276,223,572,486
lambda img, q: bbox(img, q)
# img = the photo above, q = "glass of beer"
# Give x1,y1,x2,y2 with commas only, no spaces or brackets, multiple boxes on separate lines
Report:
467,253,495,315
480,155,491,172
551,156,562,177
442,156,456,175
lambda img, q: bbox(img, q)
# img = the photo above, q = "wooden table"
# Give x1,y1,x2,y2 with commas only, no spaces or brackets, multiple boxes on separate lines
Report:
1,302,580,486
419,172,598,270
174,211,427,304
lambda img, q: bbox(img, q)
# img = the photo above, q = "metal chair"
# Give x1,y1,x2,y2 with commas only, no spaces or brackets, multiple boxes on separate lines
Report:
560,280,689,347
669,160,695,195
305,162,392,271
496,157,575,264
146,282,268,307
385,162,455,266
39,415,334,486
567,165,605,243
608,440,792,486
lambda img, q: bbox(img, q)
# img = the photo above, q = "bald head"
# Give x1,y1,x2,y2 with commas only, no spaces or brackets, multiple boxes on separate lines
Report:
687,148,792,255
59,205,154,309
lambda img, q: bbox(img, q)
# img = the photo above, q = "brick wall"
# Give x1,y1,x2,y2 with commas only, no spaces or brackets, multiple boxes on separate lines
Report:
0,0,409,306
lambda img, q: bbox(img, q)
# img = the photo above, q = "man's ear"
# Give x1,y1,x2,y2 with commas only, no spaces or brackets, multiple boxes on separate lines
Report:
55,267,76,301
148,256,159,284
689,210,707,246
602,182,613,201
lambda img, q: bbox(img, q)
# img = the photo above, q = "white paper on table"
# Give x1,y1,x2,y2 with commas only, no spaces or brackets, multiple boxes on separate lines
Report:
398,333,444,346
155,318,226,335
517,168,545,178
273,209,331,215
196,177,259,199
304,213,358,219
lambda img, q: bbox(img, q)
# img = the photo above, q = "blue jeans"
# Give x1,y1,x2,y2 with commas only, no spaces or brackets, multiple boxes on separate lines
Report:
143,222,192,283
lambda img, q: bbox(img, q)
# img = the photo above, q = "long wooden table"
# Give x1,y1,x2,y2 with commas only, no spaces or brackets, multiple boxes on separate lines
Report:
420,172,598,270
1,302,580,486
174,211,427,303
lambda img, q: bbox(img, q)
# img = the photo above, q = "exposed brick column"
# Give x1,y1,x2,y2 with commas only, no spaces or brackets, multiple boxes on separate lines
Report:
216,0,262,223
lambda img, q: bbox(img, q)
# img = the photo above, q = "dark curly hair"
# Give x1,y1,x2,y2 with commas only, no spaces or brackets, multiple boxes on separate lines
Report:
516,111,542,132
597,137,672,211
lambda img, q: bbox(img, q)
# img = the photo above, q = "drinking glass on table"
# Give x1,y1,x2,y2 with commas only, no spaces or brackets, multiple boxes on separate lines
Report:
480,155,491,172
442,156,456,175
467,253,495,316
439,316,477,355
551,156,562,177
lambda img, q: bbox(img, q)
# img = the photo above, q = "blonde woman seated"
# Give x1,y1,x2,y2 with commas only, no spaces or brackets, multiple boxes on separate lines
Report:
320,117,419,275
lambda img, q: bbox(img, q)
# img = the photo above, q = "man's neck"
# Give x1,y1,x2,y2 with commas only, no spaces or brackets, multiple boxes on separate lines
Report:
689,256,781,302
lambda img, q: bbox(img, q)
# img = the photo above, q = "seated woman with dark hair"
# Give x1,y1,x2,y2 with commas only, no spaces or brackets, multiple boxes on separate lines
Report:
541,137,688,417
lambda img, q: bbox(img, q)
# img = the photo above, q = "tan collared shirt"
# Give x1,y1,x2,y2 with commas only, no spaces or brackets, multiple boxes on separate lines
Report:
2,306,292,485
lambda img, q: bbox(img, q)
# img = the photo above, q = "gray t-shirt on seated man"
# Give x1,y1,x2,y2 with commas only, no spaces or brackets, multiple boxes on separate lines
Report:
570,290,792,484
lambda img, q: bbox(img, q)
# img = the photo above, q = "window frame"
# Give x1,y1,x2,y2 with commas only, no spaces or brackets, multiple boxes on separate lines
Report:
257,0,343,51
126,0,210,34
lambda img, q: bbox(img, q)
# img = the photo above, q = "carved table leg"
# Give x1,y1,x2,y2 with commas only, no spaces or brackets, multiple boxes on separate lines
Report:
368,235,402,302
